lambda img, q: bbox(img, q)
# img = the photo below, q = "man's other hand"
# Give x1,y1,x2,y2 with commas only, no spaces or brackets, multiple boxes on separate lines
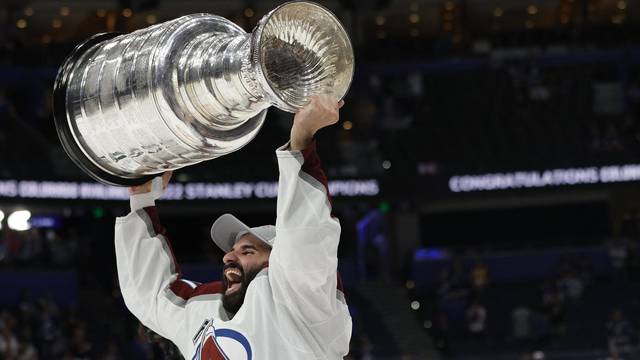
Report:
128,171,173,195
290,95,345,151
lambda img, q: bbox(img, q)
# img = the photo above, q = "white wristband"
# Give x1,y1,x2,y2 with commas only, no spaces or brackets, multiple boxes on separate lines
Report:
129,177,164,211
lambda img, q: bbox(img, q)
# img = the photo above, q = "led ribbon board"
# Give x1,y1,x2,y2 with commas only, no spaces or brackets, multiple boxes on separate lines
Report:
449,164,640,192
0,179,380,200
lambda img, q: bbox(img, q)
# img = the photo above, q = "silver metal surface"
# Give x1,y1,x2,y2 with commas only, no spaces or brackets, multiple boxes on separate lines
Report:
56,1,354,184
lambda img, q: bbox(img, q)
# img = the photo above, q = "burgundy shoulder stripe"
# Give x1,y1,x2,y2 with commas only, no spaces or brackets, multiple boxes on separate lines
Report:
142,206,165,237
300,141,330,196
143,206,181,274
142,206,223,301
170,280,224,301
336,272,345,293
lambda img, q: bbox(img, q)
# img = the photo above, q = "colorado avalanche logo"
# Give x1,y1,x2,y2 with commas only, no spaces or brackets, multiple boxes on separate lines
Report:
192,320,252,360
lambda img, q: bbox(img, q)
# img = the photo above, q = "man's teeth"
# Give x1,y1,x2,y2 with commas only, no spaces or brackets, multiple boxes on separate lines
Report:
225,268,241,281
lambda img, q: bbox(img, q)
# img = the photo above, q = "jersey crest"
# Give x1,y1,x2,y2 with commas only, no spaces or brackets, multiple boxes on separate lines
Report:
192,320,252,360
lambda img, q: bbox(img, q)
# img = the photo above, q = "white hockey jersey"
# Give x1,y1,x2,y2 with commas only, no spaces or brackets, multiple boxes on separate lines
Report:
114,142,352,360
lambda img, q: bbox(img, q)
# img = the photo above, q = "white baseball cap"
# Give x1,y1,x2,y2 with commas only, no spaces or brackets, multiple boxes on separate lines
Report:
210,214,276,253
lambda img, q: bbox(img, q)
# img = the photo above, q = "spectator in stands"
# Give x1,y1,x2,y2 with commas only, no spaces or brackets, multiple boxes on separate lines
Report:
519,353,533,360
129,324,154,359
68,323,92,358
15,230,44,265
512,305,532,341
439,260,470,302
530,309,552,347
432,312,451,356
466,301,487,340
437,269,452,299
359,335,374,360
541,280,567,337
606,309,636,356
37,297,65,357
548,292,567,337
46,229,76,266
18,290,35,319
2,294,134,360
540,280,554,306
17,337,38,360
577,257,595,290
470,260,490,300
602,349,626,360
609,238,629,282
437,269,451,298
102,340,121,360
0,312,19,359
0,229,22,264
557,270,584,301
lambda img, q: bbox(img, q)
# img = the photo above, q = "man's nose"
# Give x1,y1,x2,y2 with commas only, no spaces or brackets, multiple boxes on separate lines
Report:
223,251,238,264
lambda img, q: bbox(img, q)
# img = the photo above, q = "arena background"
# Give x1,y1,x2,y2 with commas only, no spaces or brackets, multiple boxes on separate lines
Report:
1,0,640,359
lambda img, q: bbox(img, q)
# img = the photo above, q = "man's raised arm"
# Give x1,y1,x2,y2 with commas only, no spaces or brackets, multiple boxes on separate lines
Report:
114,172,223,355
269,96,349,325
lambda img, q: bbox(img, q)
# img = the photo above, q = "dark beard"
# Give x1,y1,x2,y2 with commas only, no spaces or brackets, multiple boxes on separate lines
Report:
221,263,262,314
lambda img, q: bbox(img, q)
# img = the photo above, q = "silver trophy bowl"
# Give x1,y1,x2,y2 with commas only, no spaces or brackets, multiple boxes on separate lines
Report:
53,1,354,186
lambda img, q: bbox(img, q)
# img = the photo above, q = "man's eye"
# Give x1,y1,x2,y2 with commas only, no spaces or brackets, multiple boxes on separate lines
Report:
242,251,254,255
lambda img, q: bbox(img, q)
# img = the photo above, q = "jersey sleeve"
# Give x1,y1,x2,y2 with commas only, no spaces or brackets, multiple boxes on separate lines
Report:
115,195,224,355
269,140,347,325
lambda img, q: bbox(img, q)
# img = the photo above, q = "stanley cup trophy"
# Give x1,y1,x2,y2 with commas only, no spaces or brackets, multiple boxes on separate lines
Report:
53,1,354,186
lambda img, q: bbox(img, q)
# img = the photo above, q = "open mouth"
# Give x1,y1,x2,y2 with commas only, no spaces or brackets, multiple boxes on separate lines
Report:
224,267,243,295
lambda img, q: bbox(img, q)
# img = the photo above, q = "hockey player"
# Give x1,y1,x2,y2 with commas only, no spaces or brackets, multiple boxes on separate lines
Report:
114,96,352,359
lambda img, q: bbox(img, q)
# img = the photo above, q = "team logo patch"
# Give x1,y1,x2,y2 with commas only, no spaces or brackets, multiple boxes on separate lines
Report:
192,320,252,360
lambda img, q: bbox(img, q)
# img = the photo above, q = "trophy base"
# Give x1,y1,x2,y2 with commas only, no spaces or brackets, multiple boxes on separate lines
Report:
53,32,157,187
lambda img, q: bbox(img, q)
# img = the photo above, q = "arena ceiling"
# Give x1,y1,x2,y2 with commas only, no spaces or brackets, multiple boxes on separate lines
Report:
1,0,638,45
